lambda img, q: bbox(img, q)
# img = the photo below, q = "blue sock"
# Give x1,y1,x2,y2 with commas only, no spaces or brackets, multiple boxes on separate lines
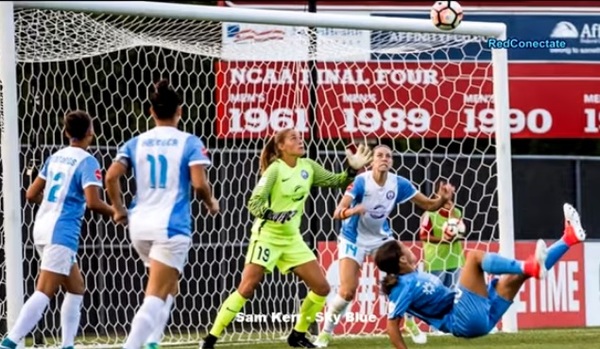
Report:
545,239,569,270
481,253,523,275
1,337,17,349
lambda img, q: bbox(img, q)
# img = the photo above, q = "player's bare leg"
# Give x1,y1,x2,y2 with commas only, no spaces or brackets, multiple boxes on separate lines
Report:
315,258,359,347
456,250,490,297
202,263,265,349
495,203,586,301
60,263,86,349
458,237,548,301
290,260,330,348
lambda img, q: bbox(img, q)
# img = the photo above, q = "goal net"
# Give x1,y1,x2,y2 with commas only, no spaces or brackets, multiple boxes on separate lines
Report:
1,2,512,347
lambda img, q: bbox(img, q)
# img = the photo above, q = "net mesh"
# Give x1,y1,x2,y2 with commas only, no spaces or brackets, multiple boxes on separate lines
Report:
0,6,500,347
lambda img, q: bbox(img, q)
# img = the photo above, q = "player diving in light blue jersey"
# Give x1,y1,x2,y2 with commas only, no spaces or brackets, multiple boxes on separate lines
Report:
106,79,219,349
315,145,455,347
375,203,586,349
1,111,114,349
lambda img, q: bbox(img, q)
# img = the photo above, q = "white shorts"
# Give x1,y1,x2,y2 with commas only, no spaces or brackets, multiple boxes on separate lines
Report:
35,244,77,276
338,237,395,266
131,235,192,273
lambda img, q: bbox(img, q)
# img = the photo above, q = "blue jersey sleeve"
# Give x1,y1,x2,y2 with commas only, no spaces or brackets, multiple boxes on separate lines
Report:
395,175,418,204
38,157,51,180
115,137,138,166
344,176,365,202
78,156,103,189
184,135,211,167
387,282,414,319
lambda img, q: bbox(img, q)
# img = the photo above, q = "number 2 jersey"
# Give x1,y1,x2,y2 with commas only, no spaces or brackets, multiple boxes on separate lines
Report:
116,126,211,241
341,170,418,248
33,146,103,252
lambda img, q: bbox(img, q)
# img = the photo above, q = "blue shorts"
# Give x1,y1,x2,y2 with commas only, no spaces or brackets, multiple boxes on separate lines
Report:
448,278,512,338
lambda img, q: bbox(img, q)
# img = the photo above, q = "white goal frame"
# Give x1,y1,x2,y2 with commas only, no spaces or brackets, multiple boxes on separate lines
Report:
0,0,516,335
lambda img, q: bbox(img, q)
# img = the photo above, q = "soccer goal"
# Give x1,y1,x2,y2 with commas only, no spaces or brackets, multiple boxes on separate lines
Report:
0,1,515,347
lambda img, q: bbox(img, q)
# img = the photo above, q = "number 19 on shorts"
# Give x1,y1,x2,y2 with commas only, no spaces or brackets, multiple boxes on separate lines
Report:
256,245,270,262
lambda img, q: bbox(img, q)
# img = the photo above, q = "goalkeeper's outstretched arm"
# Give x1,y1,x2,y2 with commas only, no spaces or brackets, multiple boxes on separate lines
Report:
307,144,373,188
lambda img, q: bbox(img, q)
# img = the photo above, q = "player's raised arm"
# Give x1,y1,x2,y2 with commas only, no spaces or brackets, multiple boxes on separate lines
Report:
410,180,455,212
307,144,373,188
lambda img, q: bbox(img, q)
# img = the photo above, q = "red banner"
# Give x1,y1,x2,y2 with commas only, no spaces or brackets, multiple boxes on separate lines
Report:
216,61,600,139
316,240,585,334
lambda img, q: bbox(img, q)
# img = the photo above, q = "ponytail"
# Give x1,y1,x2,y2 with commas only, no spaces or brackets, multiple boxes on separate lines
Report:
259,135,278,174
381,274,399,295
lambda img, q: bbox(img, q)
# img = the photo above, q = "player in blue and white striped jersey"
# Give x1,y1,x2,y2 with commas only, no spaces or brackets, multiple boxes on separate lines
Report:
106,79,219,349
1,111,114,349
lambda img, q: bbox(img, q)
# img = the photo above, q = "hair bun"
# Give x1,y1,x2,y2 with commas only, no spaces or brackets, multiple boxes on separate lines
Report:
155,79,171,95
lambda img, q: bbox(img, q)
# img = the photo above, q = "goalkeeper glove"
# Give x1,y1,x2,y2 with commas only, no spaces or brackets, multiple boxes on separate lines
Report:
264,209,297,223
345,144,373,172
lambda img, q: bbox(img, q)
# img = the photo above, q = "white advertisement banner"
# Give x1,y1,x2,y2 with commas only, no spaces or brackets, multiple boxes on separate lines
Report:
221,12,371,62
584,242,600,326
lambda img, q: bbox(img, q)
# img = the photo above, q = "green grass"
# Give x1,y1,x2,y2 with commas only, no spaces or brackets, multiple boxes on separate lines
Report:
188,328,600,349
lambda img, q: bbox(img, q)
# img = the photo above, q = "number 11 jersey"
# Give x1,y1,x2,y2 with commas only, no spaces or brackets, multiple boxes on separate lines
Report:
116,126,211,241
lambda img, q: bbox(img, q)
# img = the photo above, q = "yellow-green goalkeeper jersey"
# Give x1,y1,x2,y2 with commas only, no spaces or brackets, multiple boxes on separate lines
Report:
248,158,354,243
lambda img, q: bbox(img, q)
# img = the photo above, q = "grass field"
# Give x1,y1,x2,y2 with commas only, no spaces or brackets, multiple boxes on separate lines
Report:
201,328,600,349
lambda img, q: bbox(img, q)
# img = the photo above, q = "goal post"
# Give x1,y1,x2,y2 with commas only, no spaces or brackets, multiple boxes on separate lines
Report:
0,1,25,337
1,0,516,346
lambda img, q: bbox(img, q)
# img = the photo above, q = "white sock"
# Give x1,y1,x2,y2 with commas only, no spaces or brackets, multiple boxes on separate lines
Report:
7,291,50,343
322,294,351,334
123,296,165,349
145,294,174,345
60,293,84,348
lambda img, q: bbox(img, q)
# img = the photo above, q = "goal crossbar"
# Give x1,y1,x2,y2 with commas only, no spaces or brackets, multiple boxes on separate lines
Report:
15,1,507,37
1,0,516,342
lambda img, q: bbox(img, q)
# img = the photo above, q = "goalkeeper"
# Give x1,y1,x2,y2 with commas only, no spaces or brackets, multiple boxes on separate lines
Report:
202,128,372,349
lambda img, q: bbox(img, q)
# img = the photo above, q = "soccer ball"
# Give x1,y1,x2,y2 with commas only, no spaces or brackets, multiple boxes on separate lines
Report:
430,1,463,31
442,218,466,239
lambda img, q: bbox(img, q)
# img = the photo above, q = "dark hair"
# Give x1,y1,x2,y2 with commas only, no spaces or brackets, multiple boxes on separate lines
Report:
374,240,403,295
435,178,448,192
259,128,294,174
150,79,182,120
64,110,92,140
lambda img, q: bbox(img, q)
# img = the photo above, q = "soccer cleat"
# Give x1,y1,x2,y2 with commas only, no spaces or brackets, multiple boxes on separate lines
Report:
313,332,332,348
287,330,316,348
200,334,217,349
523,239,548,280
563,203,586,246
0,338,17,349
